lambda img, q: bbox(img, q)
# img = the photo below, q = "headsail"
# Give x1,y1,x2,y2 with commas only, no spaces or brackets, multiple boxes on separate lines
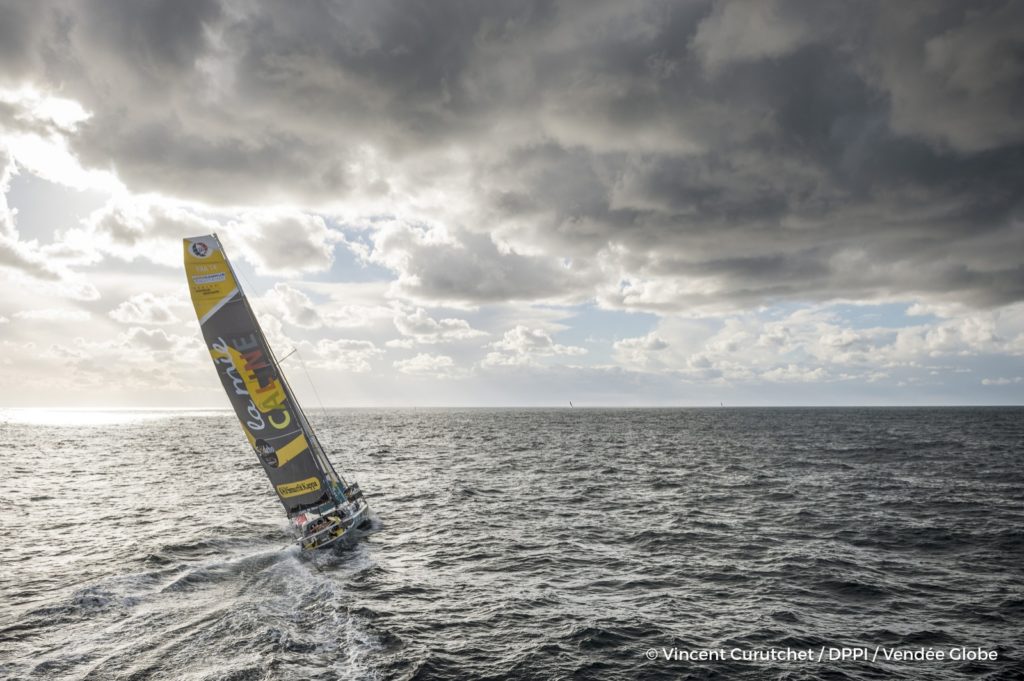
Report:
183,234,338,515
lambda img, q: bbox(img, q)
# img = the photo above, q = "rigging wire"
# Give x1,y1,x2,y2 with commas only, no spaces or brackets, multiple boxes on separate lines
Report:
297,348,331,425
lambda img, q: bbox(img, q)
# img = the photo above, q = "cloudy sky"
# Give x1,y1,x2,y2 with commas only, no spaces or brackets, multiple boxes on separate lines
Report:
1,0,1022,408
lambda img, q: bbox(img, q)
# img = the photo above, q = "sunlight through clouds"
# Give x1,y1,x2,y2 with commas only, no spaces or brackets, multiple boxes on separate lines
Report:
0,0,1022,406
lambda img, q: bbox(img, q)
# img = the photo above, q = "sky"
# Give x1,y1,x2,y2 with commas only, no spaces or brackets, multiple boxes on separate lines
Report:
0,0,1022,408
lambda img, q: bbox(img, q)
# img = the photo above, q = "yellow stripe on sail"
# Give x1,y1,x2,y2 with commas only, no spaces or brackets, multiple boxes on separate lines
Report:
183,236,240,325
275,433,309,467
241,426,306,467
277,476,321,499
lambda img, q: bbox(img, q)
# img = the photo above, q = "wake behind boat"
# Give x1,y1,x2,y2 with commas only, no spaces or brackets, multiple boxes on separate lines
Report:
183,234,371,550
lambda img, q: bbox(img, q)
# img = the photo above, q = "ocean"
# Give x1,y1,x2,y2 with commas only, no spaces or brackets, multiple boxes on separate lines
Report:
0,407,1021,680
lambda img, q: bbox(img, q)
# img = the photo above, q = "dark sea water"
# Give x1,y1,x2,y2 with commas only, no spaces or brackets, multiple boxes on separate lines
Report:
0,407,1022,680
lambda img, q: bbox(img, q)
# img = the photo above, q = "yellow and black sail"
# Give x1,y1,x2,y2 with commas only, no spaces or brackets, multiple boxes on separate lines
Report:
183,234,337,515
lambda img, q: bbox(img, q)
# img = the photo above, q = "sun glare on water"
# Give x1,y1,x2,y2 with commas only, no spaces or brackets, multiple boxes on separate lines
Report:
0,408,223,427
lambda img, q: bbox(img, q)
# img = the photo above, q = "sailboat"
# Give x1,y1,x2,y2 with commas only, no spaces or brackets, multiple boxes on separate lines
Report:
183,234,371,550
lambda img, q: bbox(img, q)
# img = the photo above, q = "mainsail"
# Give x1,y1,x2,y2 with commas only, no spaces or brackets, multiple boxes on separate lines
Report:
183,234,342,515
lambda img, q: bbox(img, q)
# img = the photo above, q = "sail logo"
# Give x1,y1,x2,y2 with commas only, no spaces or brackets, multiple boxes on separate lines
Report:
255,433,309,468
277,477,321,498
190,241,210,258
255,439,278,467
192,272,225,285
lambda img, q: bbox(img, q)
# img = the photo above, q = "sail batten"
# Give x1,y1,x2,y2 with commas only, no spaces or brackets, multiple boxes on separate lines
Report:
183,234,336,515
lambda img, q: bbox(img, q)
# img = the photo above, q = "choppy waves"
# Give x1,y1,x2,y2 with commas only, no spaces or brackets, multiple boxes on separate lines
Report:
1,408,1022,680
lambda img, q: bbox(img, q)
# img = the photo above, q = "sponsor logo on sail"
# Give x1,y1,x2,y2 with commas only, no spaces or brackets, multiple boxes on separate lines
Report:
254,434,308,468
192,272,226,285
276,477,321,498
255,439,277,467
191,241,210,258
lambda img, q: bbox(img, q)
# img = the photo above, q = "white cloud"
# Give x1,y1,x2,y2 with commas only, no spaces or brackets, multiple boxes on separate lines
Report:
257,282,392,331
613,333,669,367
484,325,587,367
13,307,91,321
393,307,487,344
261,283,324,329
393,352,463,379
228,211,340,276
490,326,583,354
120,326,187,353
109,292,182,325
301,338,383,373
760,363,828,383
67,198,220,268
981,376,1021,386
363,220,595,306
28,326,206,398
605,302,1024,388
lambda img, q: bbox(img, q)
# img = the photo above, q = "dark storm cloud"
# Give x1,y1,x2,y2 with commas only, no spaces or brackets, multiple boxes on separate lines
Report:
2,0,1023,309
